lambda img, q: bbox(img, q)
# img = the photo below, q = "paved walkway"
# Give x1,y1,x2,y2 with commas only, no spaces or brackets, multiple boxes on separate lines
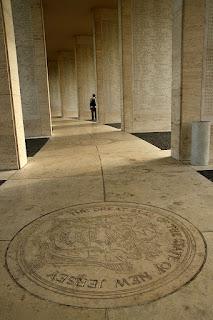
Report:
0,119,212,320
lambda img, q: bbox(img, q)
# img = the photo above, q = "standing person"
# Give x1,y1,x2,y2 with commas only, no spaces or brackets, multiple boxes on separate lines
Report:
90,94,97,121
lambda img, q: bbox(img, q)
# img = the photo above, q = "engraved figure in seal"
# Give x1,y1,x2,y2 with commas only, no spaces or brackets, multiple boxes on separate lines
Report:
29,215,162,273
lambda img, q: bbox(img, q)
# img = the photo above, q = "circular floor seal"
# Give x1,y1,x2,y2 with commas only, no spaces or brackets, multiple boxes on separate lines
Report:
6,202,206,308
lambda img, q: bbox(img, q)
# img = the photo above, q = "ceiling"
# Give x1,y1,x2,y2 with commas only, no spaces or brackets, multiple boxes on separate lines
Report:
42,0,117,59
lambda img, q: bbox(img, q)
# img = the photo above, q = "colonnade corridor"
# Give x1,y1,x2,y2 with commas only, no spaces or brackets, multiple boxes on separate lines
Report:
0,118,212,319
1,0,213,318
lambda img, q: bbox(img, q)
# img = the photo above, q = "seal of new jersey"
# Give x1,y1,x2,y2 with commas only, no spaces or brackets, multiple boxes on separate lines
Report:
6,202,206,308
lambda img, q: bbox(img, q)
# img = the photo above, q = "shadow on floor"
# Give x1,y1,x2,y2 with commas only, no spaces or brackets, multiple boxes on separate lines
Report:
0,180,6,186
198,170,213,182
132,132,171,150
25,138,49,157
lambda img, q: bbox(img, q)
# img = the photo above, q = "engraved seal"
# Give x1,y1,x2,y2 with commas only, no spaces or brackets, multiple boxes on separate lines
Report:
6,202,206,308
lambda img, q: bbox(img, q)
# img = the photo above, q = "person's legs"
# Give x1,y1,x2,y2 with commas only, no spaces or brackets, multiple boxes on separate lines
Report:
94,108,97,121
91,109,94,121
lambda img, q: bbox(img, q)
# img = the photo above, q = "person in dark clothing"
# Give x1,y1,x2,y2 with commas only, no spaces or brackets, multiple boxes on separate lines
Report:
90,94,97,121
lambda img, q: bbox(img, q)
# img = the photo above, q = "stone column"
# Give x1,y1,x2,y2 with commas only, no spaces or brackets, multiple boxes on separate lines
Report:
58,51,78,118
191,121,211,165
0,0,27,170
93,9,121,124
48,60,62,118
75,36,96,120
11,0,52,138
119,0,172,133
172,0,213,161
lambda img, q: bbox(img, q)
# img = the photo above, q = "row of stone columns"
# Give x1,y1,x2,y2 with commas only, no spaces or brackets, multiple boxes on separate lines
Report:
48,2,173,130
48,8,122,123
75,36,96,120
58,51,78,118
48,40,95,120
0,0,212,170
46,0,213,162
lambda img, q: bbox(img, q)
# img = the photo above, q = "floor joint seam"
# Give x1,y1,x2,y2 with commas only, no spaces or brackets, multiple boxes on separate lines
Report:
7,175,102,181
202,231,213,233
95,144,106,202
105,308,109,320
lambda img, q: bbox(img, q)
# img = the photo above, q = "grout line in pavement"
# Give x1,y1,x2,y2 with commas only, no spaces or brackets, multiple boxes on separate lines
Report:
105,309,109,320
8,175,102,181
95,145,106,202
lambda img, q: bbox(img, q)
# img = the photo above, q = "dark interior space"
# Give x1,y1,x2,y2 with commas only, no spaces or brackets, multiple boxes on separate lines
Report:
132,132,171,150
25,138,49,157
198,170,213,182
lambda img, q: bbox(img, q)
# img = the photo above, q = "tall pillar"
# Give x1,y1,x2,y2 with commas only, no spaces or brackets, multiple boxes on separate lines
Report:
172,0,213,161
75,36,96,120
58,51,78,118
11,0,52,138
0,0,27,170
93,9,121,124
48,60,62,118
119,0,172,133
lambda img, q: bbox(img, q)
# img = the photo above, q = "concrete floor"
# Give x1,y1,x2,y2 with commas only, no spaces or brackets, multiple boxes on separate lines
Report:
0,119,212,319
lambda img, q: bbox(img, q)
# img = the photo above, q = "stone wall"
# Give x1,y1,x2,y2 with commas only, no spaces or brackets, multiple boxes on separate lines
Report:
0,0,27,169
119,0,172,133
171,0,183,160
48,60,62,117
171,0,213,160
93,9,121,124
11,0,52,138
201,0,213,122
